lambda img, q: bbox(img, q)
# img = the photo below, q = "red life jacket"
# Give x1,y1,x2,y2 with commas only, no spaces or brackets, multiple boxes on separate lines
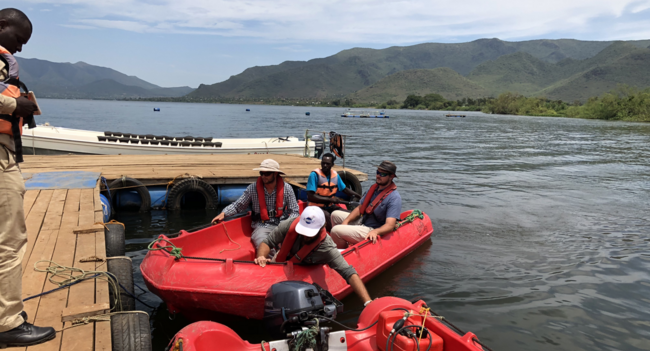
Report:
358,182,397,215
275,217,327,263
308,168,339,207
256,176,285,221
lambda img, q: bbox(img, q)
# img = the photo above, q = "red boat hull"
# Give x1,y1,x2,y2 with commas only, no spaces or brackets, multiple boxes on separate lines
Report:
168,297,484,351
141,209,433,320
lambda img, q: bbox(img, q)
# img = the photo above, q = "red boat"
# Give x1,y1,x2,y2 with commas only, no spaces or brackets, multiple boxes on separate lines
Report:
167,296,486,351
141,207,433,320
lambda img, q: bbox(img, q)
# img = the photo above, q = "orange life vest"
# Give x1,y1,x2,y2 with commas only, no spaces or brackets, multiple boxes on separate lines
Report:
358,182,397,215
0,46,23,137
256,176,285,221
308,168,339,207
274,217,327,263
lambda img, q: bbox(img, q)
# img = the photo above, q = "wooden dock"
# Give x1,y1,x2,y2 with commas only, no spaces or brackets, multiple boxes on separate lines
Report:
20,154,368,185
18,183,110,351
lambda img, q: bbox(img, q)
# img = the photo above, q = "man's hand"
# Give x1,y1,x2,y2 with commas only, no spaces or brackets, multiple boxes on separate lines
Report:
254,256,269,267
14,97,38,117
366,230,380,244
212,212,225,224
331,196,345,204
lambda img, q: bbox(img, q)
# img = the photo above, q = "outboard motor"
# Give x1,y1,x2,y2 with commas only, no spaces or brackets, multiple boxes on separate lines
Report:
263,281,343,349
311,134,324,159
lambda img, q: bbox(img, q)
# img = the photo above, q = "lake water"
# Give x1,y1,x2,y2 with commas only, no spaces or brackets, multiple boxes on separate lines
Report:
37,99,650,351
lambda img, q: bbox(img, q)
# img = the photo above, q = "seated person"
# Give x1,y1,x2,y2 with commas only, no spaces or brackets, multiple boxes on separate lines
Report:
255,207,373,307
212,159,299,252
330,161,402,249
307,153,361,230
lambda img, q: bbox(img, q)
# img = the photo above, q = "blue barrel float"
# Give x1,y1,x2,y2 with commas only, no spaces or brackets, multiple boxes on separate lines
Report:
305,112,310,116
153,108,160,111
99,194,111,222
246,109,250,112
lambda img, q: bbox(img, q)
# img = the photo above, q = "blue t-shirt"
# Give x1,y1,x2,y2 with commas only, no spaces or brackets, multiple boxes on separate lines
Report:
359,187,402,229
306,171,347,193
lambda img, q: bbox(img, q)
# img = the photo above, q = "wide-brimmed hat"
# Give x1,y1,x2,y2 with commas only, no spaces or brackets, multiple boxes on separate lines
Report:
295,207,325,237
376,160,398,177
253,159,285,175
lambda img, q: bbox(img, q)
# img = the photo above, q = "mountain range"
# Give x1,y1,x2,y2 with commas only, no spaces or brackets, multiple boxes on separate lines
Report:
16,38,650,103
16,58,194,99
187,38,650,103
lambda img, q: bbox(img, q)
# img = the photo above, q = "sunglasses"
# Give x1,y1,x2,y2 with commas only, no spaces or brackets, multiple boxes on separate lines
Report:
259,171,275,176
376,170,391,177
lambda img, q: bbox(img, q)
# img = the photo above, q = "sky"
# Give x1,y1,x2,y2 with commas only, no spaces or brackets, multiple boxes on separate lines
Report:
9,0,650,88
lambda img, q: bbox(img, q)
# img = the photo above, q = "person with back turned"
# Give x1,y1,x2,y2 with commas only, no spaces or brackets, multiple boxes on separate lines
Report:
255,207,373,307
306,153,361,231
330,161,402,249
0,8,56,348
212,159,300,252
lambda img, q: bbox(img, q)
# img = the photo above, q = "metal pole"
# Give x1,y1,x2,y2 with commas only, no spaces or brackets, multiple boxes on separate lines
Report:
303,129,310,158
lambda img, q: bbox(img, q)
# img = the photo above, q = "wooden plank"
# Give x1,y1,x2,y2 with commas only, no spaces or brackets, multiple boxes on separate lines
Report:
26,189,80,351
61,303,110,322
22,190,55,273
72,224,104,234
94,182,112,351
23,189,40,217
59,188,98,351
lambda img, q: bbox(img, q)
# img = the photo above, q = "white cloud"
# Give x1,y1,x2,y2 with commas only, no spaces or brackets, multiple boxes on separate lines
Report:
18,0,650,42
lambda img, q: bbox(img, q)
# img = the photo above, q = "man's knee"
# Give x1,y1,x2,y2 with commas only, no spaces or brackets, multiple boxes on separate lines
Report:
331,210,349,225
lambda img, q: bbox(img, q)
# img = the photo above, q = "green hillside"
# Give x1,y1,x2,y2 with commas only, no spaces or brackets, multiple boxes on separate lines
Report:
348,68,490,104
189,38,649,100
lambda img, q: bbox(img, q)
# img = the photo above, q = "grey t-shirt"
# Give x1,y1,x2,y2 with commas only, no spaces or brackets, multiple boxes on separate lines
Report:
263,218,358,282
359,187,402,229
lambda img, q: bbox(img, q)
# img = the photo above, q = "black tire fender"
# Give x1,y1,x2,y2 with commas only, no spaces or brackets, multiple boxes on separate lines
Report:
105,223,126,257
107,257,135,311
108,177,151,212
110,312,152,351
166,178,218,211
338,170,362,195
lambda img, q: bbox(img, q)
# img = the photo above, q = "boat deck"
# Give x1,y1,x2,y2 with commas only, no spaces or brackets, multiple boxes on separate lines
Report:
17,184,110,351
20,154,368,185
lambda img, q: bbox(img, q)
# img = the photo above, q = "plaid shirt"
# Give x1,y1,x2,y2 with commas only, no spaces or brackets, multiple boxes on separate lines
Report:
222,181,299,228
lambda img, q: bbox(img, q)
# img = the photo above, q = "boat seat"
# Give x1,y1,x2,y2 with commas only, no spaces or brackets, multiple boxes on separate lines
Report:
214,142,222,147
170,141,179,146
159,135,173,140
180,141,191,147
129,139,140,144
97,136,108,142
203,137,213,142
182,136,194,141
144,134,155,140
117,138,130,143
194,137,204,142
122,133,133,138
191,142,203,147
153,135,166,140
104,131,115,136
160,140,170,146
140,140,150,145
106,136,118,142
150,140,160,145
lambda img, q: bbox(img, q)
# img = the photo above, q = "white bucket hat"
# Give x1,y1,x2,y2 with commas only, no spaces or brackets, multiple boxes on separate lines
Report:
253,159,285,175
295,207,325,237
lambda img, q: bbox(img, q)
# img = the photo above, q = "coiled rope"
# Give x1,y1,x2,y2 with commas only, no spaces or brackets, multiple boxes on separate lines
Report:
395,209,424,229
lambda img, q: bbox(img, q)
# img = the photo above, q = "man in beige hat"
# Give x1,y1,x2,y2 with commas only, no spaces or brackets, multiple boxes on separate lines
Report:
212,159,299,251
330,161,402,249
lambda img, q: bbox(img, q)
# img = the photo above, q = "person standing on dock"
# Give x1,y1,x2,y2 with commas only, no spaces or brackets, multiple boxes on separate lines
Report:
255,206,373,307
212,159,300,251
0,8,56,348
330,161,402,249
306,153,360,231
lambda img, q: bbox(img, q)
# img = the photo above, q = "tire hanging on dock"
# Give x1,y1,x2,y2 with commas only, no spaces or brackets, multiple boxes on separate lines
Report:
110,312,152,351
338,170,362,195
107,177,151,212
105,223,126,257
107,257,135,311
166,178,218,211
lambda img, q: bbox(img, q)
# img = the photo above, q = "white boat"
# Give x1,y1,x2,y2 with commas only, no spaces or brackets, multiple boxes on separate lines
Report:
21,124,314,156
